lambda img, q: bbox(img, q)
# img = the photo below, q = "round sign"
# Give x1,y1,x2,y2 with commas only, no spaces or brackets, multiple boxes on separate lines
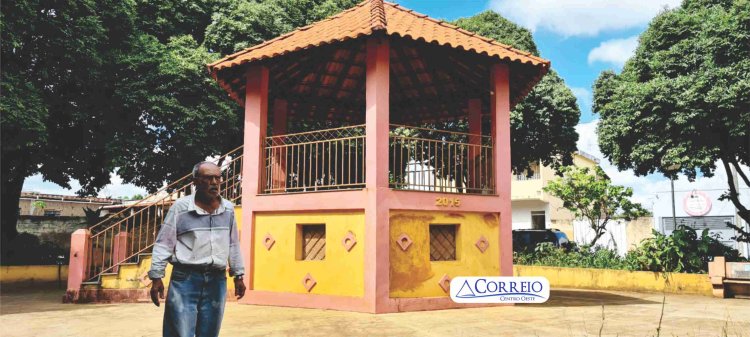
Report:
683,191,711,216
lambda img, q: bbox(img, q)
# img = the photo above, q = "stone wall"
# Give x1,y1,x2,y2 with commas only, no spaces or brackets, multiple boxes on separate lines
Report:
17,216,88,237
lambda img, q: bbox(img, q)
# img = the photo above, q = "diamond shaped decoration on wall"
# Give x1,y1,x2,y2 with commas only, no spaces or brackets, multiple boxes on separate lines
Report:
396,233,413,251
302,273,317,292
475,235,489,253
438,274,451,293
263,233,275,251
341,231,357,252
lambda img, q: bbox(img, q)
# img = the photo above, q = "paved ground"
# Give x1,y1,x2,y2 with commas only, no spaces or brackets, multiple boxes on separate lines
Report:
1,288,748,337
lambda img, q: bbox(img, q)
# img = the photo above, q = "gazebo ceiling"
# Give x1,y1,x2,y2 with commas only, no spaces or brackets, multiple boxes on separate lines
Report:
208,0,550,123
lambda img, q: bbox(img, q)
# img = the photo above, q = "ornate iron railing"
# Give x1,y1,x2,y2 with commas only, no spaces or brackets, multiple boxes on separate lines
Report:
263,125,366,194
389,124,494,194
84,147,243,281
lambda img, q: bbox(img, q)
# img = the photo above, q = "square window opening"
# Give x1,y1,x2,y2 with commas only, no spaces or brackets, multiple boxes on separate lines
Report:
298,224,326,261
430,224,457,261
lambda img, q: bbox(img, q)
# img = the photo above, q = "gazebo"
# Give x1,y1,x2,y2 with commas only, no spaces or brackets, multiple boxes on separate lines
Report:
208,0,548,313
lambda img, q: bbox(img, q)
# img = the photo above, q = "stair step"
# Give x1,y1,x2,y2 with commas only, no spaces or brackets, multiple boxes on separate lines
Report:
100,272,118,276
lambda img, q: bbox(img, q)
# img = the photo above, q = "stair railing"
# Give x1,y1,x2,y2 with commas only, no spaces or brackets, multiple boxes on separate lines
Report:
84,146,243,281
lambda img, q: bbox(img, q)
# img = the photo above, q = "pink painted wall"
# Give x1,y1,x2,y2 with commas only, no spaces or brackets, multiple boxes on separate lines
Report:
237,37,514,312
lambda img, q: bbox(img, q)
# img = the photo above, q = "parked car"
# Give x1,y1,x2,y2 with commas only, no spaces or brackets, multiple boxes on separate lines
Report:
512,229,571,252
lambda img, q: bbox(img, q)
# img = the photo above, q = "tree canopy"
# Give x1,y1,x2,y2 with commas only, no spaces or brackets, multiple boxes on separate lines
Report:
592,0,750,237
2,2,580,241
454,11,581,173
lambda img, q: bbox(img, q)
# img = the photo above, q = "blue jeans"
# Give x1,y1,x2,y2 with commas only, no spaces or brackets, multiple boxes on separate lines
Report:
164,266,227,337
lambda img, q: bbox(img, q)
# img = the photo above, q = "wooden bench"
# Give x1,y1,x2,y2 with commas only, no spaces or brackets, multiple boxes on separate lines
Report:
708,256,750,298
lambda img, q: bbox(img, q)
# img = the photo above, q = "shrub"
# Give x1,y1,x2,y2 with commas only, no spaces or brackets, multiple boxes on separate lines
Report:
1,233,68,265
514,242,631,270
624,225,744,273
514,225,746,274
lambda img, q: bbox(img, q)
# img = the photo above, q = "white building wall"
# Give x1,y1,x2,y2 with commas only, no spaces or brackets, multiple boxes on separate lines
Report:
511,200,549,230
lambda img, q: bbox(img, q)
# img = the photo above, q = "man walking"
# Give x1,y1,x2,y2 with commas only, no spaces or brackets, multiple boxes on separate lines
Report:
149,161,246,337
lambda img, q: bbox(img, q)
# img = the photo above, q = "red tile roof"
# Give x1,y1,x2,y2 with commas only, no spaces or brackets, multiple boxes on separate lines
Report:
208,0,549,106
209,0,548,71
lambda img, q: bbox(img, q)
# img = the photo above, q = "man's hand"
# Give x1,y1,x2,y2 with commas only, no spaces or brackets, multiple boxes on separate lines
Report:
150,278,165,307
234,277,246,300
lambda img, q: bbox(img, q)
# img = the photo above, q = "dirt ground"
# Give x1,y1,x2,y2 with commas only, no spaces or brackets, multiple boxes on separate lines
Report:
1,287,748,337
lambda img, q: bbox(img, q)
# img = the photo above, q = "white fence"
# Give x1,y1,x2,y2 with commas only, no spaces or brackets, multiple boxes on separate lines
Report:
572,219,630,256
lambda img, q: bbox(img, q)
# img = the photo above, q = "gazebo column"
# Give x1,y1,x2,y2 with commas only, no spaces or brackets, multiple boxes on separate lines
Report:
271,99,288,191
467,98,482,191
241,65,269,296
364,37,390,313
490,63,513,276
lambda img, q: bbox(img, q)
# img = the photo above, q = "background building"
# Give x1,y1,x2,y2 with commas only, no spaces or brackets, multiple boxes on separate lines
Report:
19,192,122,217
651,186,750,258
511,152,599,239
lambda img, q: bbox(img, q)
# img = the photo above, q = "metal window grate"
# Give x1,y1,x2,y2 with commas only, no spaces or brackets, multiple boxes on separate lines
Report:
430,225,457,261
662,216,734,231
302,225,326,260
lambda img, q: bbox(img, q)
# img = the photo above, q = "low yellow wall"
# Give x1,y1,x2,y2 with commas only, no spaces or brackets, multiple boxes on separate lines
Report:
253,211,365,297
98,256,238,292
1,265,68,284
94,206,245,291
514,265,713,296
390,210,500,298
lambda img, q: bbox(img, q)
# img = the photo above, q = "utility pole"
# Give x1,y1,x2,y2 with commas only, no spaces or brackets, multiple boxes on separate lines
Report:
671,176,677,232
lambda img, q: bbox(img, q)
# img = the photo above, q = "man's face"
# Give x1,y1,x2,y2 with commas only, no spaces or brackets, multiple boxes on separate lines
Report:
194,163,222,199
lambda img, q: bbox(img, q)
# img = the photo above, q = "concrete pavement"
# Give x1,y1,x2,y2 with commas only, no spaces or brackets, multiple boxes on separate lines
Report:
1,288,748,336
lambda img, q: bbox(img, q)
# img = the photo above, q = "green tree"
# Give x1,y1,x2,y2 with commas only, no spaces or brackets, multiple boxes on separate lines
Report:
454,11,581,173
544,166,648,245
204,0,359,55
0,0,361,241
592,0,750,240
1,0,137,240
2,1,580,243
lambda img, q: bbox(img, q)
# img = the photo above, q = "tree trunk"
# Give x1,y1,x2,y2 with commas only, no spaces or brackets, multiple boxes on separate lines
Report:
588,220,606,246
1,175,24,241
721,159,750,243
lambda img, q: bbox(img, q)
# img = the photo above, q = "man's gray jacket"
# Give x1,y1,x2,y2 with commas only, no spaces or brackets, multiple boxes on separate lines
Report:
148,194,244,279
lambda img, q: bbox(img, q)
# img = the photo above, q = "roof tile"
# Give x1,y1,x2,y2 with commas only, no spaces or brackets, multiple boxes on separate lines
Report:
209,0,548,72
208,0,550,106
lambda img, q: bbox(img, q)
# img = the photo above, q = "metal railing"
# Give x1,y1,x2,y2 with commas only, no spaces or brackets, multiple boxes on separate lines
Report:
514,172,541,181
389,124,494,194
263,125,366,194
84,147,243,281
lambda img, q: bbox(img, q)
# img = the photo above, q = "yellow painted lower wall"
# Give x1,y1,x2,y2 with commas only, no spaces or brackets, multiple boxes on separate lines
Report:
253,211,365,297
390,210,500,298
97,256,237,292
94,206,245,291
514,265,712,296
1,265,68,284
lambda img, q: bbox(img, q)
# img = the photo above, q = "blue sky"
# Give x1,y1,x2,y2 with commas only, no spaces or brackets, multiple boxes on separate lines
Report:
26,0,748,208
396,0,676,122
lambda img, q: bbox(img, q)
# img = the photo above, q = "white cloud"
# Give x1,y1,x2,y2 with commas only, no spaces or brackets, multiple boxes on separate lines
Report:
575,120,750,211
489,0,679,37
23,173,148,199
570,87,593,115
587,36,639,67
